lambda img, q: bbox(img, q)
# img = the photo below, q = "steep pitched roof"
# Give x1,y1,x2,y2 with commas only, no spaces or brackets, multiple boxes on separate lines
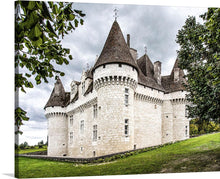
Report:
138,67,165,91
44,77,69,109
161,59,186,93
84,81,93,95
93,20,139,72
137,54,154,78
170,59,185,80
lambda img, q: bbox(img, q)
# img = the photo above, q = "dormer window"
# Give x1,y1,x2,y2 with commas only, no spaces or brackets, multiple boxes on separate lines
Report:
82,82,85,94
71,85,75,94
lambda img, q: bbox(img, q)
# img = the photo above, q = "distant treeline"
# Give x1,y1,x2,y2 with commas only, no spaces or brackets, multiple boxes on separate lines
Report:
15,140,47,150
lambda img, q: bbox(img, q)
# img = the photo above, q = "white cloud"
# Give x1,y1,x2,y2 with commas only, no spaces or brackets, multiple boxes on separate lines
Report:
18,120,47,145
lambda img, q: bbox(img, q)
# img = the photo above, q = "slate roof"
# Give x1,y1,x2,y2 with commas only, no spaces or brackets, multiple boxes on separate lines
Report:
137,54,154,79
70,91,78,103
136,54,165,91
161,59,186,93
93,20,139,72
84,81,93,95
44,77,69,109
85,68,93,79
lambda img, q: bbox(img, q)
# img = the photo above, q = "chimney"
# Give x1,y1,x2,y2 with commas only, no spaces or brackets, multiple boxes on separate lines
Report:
154,61,161,85
127,34,130,48
174,68,180,83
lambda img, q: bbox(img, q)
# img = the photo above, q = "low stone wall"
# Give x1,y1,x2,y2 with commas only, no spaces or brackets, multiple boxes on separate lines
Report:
23,150,47,155
17,142,176,164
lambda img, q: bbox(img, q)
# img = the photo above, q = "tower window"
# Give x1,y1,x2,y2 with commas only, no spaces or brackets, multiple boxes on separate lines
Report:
125,88,129,106
70,132,73,144
80,120,84,134
70,115,73,126
125,119,129,137
93,125,97,141
185,107,188,117
93,104,98,118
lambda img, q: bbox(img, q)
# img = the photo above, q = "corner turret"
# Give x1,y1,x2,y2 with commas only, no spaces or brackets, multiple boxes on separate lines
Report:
44,77,68,156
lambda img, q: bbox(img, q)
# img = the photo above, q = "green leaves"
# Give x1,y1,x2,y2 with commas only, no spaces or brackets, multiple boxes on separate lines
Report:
15,1,86,135
15,107,29,135
15,1,85,92
176,8,220,123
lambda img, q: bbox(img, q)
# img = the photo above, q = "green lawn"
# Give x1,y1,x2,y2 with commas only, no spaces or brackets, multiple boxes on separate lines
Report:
15,133,220,178
15,145,47,154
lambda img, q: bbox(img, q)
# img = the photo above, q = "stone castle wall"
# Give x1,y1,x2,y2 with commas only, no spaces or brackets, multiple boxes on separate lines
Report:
45,106,68,156
45,65,189,158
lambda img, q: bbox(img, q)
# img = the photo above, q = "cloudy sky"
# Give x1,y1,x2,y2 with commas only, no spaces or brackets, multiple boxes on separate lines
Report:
16,1,211,145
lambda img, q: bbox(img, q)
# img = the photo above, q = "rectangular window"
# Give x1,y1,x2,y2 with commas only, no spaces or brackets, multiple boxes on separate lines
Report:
93,104,98,118
93,125,97,141
125,88,129,106
185,126,188,136
125,119,129,137
80,120,84,134
70,115,73,126
70,132,73,144
185,107,188,117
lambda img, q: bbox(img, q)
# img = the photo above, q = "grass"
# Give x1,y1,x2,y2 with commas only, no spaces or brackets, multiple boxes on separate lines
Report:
15,133,220,178
15,145,47,154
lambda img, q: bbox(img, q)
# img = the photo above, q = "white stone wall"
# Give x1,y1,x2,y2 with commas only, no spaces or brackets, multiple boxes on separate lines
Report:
96,84,135,156
65,64,138,157
161,100,174,144
172,102,189,141
93,64,138,82
161,91,189,144
45,107,68,156
134,99,162,149
67,103,96,158
45,65,190,157
136,85,164,99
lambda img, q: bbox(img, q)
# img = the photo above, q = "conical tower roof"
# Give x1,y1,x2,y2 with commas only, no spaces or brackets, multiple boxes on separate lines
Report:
93,20,139,72
44,77,66,109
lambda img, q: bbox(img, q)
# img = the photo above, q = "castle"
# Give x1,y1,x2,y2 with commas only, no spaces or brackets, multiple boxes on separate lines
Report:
44,20,189,158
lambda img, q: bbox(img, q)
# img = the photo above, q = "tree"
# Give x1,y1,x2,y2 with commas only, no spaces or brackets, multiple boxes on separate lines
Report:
38,140,44,148
19,141,29,149
15,1,85,134
190,118,220,136
176,8,220,126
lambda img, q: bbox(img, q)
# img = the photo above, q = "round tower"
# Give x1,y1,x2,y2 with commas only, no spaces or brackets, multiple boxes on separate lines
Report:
92,21,139,155
44,77,68,156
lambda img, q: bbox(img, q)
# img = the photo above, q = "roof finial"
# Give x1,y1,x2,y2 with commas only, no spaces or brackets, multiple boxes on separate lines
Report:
113,8,119,21
144,45,147,54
